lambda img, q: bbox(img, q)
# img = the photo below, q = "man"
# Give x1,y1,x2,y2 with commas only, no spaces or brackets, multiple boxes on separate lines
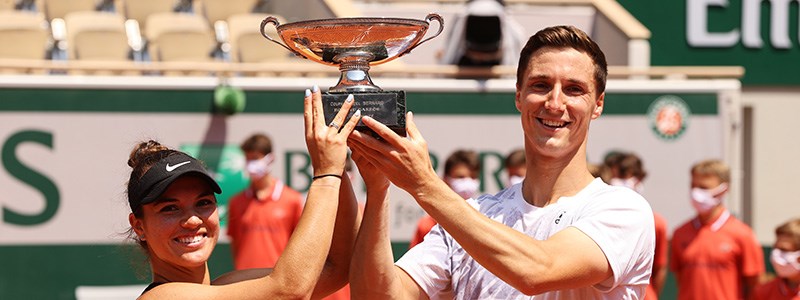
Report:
670,159,764,300
754,218,800,299
348,25,655,299
226,133,303,270
409,149,480,248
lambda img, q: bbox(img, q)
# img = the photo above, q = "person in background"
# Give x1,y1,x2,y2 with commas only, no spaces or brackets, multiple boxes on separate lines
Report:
409,149,480,249
226,133,304,270
754,218,800,299
504,148,526,188
670,159,765,300
609,153,646,194
608,152,668,300
128,86,362,298
600,150,626,183
349,25,655,298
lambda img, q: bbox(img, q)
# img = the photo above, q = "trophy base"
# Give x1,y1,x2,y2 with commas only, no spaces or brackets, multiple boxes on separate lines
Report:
323,91,406,137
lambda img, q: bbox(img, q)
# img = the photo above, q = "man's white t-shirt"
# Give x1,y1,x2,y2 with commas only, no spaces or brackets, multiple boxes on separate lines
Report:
396,178,655,299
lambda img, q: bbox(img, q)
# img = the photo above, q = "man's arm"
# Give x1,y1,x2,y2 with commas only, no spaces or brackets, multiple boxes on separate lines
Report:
414,180,611,294
347,148,427,299
349,114,613,295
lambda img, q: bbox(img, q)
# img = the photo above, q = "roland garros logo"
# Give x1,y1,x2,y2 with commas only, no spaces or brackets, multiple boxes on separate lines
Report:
647,95,690,141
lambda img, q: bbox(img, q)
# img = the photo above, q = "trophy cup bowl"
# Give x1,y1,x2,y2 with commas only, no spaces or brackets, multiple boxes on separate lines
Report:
261,14,444,136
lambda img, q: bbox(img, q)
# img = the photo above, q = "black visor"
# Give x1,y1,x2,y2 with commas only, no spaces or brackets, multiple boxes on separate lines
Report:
128,152,222,211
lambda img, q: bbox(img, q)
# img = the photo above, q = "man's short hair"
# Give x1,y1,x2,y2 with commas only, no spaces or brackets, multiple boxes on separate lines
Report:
240,133,272,155
516,25,608,94
690,159,730,183
504,148,525,168
444,149,480,177
619,153,647,181
776,218,800,250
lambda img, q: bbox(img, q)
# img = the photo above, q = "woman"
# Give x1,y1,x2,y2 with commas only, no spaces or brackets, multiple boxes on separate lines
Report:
127,87,361,299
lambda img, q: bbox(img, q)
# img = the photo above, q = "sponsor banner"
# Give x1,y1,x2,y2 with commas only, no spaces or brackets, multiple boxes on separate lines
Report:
618,0,800,85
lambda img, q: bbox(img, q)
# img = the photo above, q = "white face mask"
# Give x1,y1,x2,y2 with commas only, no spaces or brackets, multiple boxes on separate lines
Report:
509,175,524,186
609,177,644,194
770,248,800,278
690,183,728,214
245,153,274,179
447,177,480,199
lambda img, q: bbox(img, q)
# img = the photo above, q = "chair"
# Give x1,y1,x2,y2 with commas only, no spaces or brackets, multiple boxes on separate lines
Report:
40,0,97,20
145,12,215,64
0,10,49,60
194,0,258,25
0,0,16,11
114,0,176,33
64,11,129,61
226,13,291,63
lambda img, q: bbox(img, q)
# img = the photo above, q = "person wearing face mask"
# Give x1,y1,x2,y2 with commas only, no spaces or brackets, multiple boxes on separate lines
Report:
409,149,480,249
755,218,800,299
607,153,668,300
226,133,304,270
504,148,526,188
670,159,765,300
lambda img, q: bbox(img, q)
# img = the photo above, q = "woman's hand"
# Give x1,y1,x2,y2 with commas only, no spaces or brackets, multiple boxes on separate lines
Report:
303,86,361,176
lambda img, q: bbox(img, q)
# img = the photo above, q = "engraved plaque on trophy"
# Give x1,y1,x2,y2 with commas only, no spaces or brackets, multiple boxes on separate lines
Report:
261,14,444,136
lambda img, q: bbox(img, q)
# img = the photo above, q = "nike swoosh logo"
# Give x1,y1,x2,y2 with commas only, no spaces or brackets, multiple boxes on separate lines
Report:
166,161,191,172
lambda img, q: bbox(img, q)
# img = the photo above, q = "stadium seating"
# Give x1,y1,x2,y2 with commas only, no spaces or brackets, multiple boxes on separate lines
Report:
0,10,49,60
194,0,259,25
226,13,290,63
64,11,129,61
40,0,97,20
114,0,176,34
0,0,16,11
145,12,215,76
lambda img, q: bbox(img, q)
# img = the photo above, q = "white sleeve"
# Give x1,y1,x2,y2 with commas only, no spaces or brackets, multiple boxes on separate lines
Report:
570,188,655,292
395,224,454,299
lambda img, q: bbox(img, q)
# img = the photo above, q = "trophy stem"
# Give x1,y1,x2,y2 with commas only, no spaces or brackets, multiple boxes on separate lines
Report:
329,52,382,93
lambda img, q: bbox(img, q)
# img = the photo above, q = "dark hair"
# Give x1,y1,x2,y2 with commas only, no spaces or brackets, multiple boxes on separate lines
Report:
444,149,480,177
127,140,179,217
619,153,647,181
504,148,526,168
240,133,272,155
516,25,608,94
600,150,626,182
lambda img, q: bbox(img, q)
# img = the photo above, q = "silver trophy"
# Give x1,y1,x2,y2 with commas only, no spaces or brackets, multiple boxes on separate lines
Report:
261,14,443,136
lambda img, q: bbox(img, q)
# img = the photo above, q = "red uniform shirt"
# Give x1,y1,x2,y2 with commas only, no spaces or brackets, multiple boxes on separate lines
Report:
226,180,303,270
409,214,437,249
670,210,765,300
645,212,668,300
754,278,800,300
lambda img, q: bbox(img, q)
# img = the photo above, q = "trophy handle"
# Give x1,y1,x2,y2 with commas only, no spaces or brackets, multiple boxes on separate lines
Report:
403,13,444,55
260,16,298,55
